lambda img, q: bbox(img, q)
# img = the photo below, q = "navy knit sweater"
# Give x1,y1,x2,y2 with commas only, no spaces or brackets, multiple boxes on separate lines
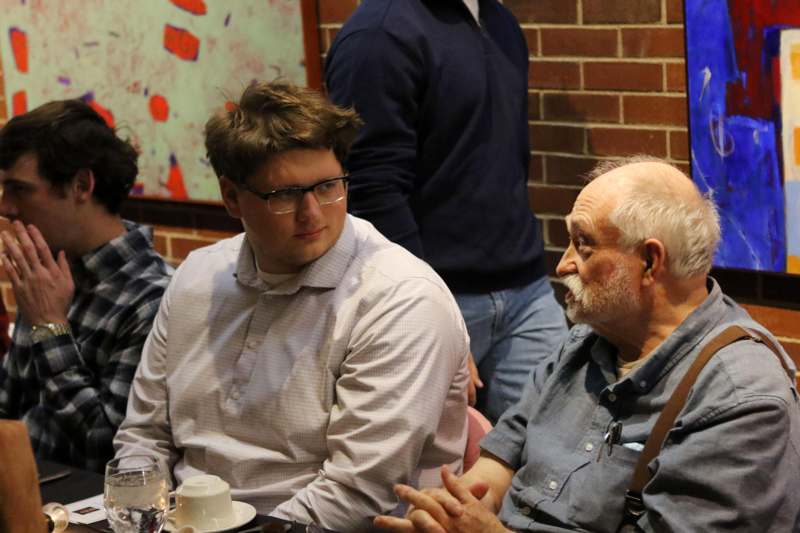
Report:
326,0,546,293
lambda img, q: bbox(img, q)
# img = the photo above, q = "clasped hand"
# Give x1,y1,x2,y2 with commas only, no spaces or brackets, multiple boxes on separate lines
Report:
374,466,511,533
0,221,74,325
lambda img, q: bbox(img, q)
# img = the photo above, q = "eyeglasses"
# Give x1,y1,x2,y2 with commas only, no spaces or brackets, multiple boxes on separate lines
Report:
240,176,349,215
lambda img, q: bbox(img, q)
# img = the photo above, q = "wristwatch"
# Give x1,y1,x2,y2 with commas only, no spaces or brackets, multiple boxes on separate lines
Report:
30,322,71,343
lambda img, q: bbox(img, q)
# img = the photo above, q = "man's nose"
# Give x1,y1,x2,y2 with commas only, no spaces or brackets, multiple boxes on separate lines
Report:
295,190,322,221
555,246,576,278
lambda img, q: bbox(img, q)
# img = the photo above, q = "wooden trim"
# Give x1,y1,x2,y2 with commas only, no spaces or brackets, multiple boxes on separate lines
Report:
301,0,323,90
121,197,243,233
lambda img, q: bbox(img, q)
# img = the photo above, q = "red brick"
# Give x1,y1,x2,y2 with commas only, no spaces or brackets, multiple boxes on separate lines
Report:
584,62,663,91
318,0,357,24
587,127,667,157
523,28,539,56
784,343,800,372
583,0,661,24
540,28,618,57
529,155,544,183
622,28,686,58
171,237,217,260
529,61,581,90
196,228,239,239
528,184,580,216
530,124,584,154
545,155,598,186
742,305,800,339
320,28,339,54
666,63,687,92
528,92,541,120
669,130,689,161
543,93,620,123
546,218,570,248
667,0,685,24
153,234,169,257
506,0,578,24
624,95,688,126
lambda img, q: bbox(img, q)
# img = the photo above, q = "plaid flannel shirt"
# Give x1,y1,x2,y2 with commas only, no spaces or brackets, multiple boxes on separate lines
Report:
0,221,173,472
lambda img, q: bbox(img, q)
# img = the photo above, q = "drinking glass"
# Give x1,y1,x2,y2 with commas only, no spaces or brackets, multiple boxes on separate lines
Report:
104,455,168,533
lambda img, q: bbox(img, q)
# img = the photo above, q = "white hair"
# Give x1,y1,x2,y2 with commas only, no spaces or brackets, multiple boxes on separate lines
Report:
588,156,721,279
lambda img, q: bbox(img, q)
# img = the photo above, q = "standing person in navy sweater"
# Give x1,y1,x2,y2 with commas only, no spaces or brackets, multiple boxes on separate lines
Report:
326,0,568,422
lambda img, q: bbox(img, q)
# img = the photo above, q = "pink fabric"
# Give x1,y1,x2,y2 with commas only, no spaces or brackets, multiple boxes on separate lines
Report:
464,406,493,472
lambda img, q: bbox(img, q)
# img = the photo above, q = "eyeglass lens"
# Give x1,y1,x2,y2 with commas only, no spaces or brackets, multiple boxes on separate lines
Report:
268,178,346,214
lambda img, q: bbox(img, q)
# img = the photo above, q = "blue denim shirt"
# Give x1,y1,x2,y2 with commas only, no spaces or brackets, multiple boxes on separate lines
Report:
481,279,800,532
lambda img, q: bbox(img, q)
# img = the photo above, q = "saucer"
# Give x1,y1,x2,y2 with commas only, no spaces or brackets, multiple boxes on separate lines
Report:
165,501,257,532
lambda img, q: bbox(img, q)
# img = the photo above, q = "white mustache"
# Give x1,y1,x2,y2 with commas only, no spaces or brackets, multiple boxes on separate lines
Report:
560,274,585,301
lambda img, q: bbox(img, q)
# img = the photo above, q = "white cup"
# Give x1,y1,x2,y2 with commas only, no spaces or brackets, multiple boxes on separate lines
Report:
170,475,236,530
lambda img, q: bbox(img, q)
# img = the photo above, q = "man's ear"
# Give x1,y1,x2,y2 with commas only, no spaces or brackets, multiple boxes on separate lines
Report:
641,238,666,285
218,176,242,219
72,169,95,203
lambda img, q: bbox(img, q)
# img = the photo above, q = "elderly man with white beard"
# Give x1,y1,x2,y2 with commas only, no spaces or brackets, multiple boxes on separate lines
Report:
375,156,800,533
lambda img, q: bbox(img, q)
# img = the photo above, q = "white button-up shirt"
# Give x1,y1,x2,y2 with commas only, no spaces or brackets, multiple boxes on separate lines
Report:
114,215,469,532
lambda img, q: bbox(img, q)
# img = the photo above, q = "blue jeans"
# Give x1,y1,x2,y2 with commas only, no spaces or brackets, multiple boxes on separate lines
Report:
454,276,568,423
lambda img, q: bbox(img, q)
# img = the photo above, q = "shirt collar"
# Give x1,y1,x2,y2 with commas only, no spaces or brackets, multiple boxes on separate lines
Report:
75,220,154,283
462,0,480,23
234,215,356,294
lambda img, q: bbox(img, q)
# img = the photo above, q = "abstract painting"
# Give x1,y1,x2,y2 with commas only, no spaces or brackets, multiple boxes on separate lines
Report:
685,0,799,273
0,0,312,202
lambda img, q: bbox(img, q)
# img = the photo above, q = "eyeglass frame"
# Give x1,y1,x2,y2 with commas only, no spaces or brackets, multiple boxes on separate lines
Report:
238,175,350,215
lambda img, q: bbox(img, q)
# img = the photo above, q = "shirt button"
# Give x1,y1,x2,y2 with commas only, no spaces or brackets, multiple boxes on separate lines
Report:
584,443,594,452
520,506,531,516
607,392,617,402
231,390,240,400
247,340,258,350
639,380,648,388
548,480,558,490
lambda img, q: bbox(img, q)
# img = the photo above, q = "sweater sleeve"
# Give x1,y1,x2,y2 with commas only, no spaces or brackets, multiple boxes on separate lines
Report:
325,29,425,258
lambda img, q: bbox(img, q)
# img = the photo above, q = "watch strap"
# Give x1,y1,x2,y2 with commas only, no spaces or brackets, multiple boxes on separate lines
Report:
30,323,71,343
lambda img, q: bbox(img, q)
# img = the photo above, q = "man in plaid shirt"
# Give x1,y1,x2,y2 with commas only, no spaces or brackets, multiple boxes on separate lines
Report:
0,99,173,472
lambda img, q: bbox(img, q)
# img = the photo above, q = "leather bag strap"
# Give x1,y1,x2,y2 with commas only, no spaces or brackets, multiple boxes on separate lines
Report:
628,326,750,492
619,325,792,531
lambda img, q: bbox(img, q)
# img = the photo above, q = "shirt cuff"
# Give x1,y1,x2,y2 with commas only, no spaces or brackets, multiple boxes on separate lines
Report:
479,430,522,472
32,334,83,376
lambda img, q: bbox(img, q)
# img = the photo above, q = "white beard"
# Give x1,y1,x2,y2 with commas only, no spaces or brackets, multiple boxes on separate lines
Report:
561,266,640,326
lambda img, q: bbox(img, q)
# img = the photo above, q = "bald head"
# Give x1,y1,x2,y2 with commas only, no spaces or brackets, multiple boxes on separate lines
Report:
589,160,703,211
580,157,720,279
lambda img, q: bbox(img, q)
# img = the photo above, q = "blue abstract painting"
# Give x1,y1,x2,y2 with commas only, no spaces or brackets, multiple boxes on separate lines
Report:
685,0,799,273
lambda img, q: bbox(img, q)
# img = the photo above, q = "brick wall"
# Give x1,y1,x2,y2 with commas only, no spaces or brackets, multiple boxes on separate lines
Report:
319,0,800,366
1,0,799,369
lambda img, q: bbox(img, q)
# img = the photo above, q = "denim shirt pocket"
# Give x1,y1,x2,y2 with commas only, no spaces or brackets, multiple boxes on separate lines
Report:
507,455,592,529
566,442,642,532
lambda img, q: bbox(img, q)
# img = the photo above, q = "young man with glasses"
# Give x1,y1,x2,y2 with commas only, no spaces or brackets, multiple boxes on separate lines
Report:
114,81,471,533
